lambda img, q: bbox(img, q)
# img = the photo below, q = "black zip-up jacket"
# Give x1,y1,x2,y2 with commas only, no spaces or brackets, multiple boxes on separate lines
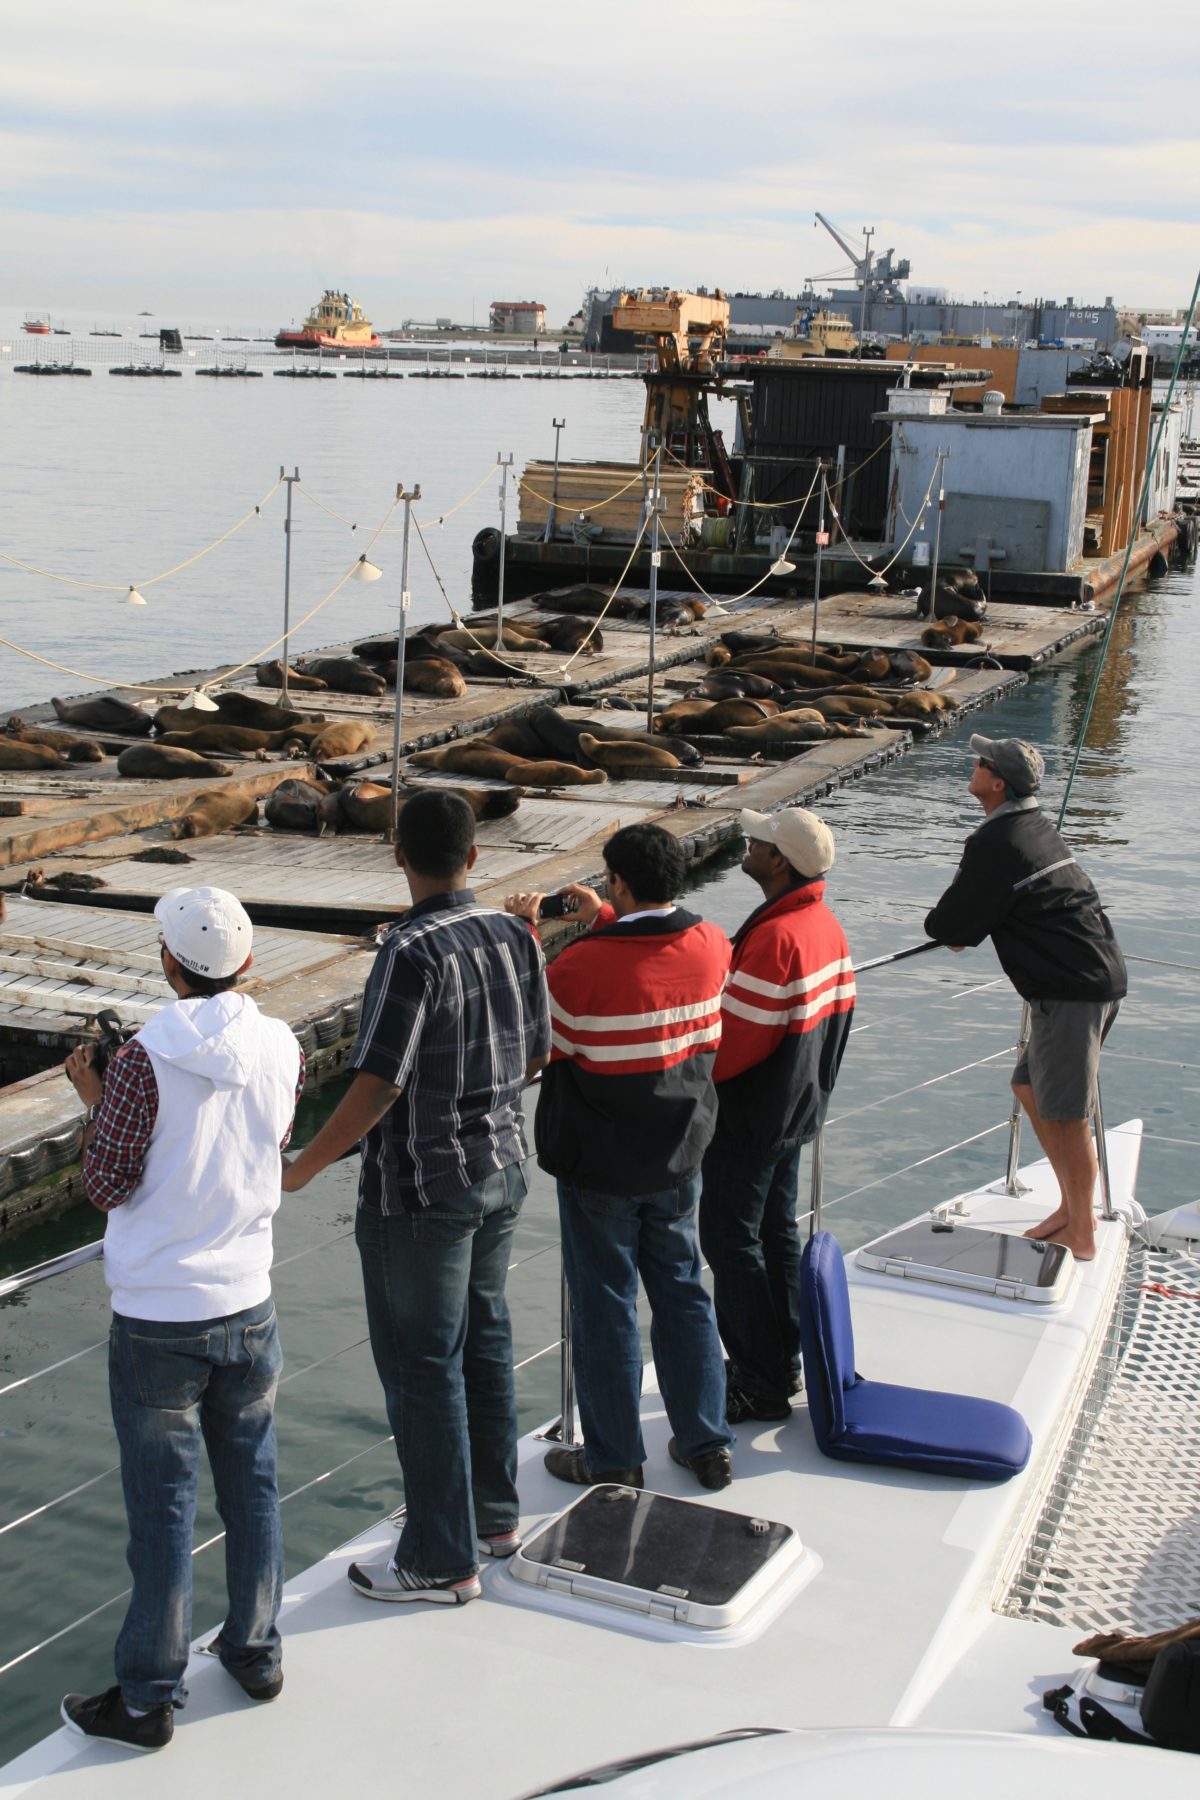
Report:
924,804,1126,1002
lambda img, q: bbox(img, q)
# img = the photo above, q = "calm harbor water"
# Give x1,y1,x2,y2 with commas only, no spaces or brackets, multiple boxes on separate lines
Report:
0,319,1197,1761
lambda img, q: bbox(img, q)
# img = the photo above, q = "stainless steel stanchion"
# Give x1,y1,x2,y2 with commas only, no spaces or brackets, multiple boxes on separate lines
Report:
1003,1001,1032,1195
808,1122,826,1240
1092,1082,1116,1221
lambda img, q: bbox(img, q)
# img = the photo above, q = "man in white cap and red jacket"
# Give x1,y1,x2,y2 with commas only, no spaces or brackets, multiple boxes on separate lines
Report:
699,808,855,1426
60,886,304,1752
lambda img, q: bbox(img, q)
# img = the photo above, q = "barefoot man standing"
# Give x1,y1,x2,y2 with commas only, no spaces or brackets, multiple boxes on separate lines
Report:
924,736,1126,1261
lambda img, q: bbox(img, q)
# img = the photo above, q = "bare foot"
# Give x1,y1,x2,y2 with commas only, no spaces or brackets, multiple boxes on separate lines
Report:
1045,1230,1095,1263
1024,1208,1068,1241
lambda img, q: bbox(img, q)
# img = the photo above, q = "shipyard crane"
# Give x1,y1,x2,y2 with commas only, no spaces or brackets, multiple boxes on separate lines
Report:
813,213,910,307
609,288,736,496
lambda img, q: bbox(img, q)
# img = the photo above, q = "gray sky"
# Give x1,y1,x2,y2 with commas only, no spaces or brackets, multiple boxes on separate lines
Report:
4,0,1196,326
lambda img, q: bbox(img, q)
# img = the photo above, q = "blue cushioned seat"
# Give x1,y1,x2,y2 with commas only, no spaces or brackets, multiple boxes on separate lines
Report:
798,1231,1032,1482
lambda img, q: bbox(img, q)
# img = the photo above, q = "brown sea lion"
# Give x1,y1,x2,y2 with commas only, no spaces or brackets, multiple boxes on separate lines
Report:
437,626,553,654
576,733,681,773
726,717,861,744
0,740,67,770
700,670,783,700
398,783,523,825
117,744,234,778
704,644,733,668
720,629,781,655
537,616,602,655
407,740,606,787
256,660,329,691
655,700,718,734
890,690,960,717
157,726,305,756
6,724,104,762
309,721,375,761
400,657,466,698
462,649,530,678
264,777,340,833
811,695,888,719
922,617,982,647
701,699,782,733
51,694,153,736
169,785,261,839
295,657,387,697
534,587,649,622
212,691,317,730
732,658,832,688
525,707,703,770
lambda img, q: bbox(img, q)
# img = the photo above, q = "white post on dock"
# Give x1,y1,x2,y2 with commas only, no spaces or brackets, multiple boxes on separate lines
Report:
389,483,420,843
810,462,828,661
280,467,300,705
645,436,663,733
543,417,566,544
495,452,513,638
929,447,950,608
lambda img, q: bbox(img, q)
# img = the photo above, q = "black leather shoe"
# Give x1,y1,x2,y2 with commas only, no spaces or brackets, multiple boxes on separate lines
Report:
668,1436,734,1491
544,1446,643,1487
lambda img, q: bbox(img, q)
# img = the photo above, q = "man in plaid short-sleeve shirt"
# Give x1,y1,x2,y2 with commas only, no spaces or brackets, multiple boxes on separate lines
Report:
284,790,550,1604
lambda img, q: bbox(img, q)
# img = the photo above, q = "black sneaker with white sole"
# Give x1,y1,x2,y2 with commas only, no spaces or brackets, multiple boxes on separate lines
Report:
60,1686,173,1752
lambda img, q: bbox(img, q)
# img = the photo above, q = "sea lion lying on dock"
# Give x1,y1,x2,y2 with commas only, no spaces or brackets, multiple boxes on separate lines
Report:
700,670,783,700
576,733,681,773
213,691,320,730
157,726,307,756
399,657,466,698
726,715,866,743
407,739,606,787
921,617,983,647
720,629,781,656
52,694,152,736
522,706,704,771
169,785,261,839
536,615,603,655
264,777,340,833
698,699,782,733
295,657,388,697
535,586,650,622
117,744,234,778
5,722,104,762
309,721,375,760
437,625,553,654
462,649,531,678
335,779,524,834
256,660,329,691
0,740,69,770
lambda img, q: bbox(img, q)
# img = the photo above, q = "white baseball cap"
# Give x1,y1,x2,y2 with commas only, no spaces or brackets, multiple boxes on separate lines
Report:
740,807,835,878
154,886,253,979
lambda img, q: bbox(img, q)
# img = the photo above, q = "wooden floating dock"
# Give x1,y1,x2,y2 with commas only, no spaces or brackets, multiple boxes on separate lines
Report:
0,580,1075,1237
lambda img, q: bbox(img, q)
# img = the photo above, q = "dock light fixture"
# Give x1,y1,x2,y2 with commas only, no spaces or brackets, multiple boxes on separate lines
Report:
769,557,796,576
352,555,383,582
124,586,147,605
178,688,219,712
868,573,889,590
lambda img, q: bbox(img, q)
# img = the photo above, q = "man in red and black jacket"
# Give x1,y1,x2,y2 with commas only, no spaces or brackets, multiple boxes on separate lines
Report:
506,824,736,1493
700,808,855,1425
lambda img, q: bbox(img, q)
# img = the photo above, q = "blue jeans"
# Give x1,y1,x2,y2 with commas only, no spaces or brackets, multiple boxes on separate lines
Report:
699,1140,806,1402
557,1175,733,1474
356,1162,527,1581
108,1297,284,1711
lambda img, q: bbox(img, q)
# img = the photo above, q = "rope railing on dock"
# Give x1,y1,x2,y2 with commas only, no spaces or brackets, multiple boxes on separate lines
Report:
0,478,282,594
654,463,819,613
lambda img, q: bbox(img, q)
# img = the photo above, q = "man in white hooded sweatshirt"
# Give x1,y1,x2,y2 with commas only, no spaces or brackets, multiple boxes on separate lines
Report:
60,886,304,1752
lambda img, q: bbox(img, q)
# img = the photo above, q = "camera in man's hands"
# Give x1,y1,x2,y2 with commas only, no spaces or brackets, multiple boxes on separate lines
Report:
538,893,580,921
90,1007,137,1078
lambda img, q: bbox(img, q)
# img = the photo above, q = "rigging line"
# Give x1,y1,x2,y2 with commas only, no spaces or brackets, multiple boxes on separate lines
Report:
816,1120,1010,1212
410,515,555,683
0,479,282,593
0,1337,108,1401
1124,952,1200,976
0,1464,119,1541
824,1045,1017,1128
517,457,655,512
824,449,941,578
1056,260,1200,832
299,464,499,534
0,1335,568,1681
0,636,223,694
655,465,819,612
556,511,655,675
210,497,402,686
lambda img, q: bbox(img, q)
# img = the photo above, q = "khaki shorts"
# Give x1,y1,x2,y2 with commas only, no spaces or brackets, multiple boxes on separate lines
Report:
1012,998,1120,1121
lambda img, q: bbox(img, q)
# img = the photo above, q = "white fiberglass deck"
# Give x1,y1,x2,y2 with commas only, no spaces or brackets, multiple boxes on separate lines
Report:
0,1127,1156,1799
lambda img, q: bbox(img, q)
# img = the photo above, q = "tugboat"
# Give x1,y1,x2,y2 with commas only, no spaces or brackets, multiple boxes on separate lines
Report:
275,289,380,350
